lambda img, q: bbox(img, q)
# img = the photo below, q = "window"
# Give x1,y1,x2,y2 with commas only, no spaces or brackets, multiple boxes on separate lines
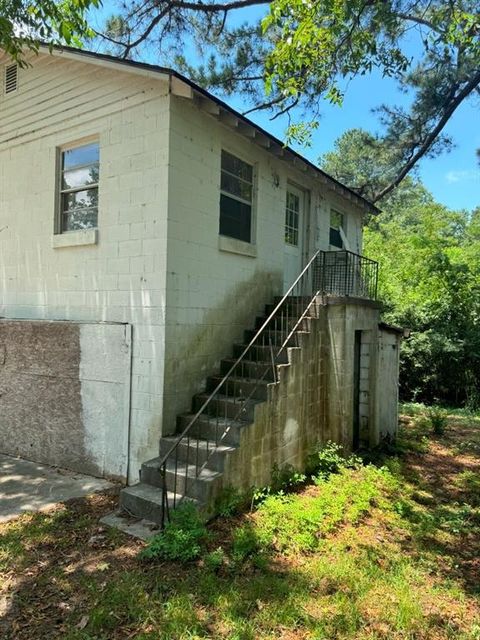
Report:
219,150,253,243
59,142,99,232
329,209,344,248
285,189,300,246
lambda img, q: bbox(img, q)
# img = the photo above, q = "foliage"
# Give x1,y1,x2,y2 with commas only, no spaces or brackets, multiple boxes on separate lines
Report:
203,546,226,572
231,523,260,562
253,466,396,554
321,129,480,408
427,405,448,435
2,412,480,639
0,0,99,64
85,1,480,201
140,501,208,562
213,485,249,518
306,440,361,479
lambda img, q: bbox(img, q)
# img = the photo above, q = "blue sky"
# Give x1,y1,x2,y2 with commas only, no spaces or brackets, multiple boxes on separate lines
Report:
90,2,480,212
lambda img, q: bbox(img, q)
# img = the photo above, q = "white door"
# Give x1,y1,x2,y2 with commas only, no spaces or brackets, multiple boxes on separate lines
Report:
283,185,305,292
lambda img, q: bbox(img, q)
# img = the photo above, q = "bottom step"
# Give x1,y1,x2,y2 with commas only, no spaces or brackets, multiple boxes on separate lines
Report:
120,482,200,525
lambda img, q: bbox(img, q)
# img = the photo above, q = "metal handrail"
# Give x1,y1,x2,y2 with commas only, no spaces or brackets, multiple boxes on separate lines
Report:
157,249,378,524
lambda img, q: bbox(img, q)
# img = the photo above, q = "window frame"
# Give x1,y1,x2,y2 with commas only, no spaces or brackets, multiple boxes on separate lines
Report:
329,208,345,249
219,148,256,245
55,137,100,235
284,187,302,247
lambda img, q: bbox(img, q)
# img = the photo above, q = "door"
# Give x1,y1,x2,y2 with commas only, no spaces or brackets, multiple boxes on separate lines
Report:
283,185,305,292
353,330,362,450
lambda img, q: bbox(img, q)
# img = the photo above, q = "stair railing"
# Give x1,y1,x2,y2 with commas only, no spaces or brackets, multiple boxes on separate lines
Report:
157,249,378,525
157,249,325,525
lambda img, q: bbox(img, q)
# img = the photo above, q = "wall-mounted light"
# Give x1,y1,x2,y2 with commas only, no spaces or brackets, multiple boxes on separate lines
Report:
272,171,280,188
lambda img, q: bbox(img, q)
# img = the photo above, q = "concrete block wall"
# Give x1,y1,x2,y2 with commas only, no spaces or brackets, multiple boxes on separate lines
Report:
214,299,397,494
0,51,171,481
162,95,366,433
222,310,330,490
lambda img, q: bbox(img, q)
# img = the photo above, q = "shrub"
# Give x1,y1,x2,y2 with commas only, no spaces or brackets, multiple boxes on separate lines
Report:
214,486,249,518
204,547,226,572
140,502,208,562
232,524,260,562
427,406,448,436
307,441,361,480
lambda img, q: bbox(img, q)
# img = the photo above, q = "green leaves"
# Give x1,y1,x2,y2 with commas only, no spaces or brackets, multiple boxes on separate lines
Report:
0,0,100,64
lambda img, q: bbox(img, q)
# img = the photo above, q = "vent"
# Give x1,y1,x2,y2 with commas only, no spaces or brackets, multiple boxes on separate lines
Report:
5,64,18,94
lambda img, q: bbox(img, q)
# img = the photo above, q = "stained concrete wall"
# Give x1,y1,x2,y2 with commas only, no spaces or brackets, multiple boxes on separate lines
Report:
0,319,131,480
218,299,400,493
0,50,170,481
162,95,366,434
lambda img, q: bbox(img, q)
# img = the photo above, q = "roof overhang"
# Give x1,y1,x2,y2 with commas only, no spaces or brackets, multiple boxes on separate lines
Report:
33,44,379,216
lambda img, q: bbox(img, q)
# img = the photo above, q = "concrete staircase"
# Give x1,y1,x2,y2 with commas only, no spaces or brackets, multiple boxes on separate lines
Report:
120,296,316,525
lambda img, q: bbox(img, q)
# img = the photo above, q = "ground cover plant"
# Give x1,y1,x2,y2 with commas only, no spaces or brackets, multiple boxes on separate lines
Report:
1,405,479,639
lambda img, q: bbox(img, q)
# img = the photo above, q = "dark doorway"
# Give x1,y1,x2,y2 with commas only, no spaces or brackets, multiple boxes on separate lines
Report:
353,330,362,450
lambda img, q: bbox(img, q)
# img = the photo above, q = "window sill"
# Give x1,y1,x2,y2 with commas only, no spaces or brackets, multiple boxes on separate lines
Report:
218,235,257,258
52,229,98,249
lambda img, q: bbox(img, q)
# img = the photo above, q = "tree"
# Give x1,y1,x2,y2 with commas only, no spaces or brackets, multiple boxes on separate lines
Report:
95,0,480,202
0,0,98,64
319,128,480,407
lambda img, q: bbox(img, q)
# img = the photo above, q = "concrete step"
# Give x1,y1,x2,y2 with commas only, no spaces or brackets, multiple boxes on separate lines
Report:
140,457,223,503
233,343,289,363
207,375,270,401
177,413,251,446
244,328,309,347
220,358,276,382
264,300,315,318
193,392,260,421
254,315,311,332
159,435,237,471
120,482,198,525
167,459,222,502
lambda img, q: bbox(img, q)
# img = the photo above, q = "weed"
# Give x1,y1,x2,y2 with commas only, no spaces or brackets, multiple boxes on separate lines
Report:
214,485,250,518
204,547,226,572
232,524,260,562
140,501,208,562
307,440,362,480
427,405,448,435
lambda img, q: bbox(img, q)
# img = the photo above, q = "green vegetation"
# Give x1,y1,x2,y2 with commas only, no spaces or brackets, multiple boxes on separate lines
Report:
140,501,208,562
2,408,480,639
321,129,480,409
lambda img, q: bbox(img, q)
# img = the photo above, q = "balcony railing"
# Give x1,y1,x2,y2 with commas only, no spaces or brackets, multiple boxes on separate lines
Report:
314,250,378,300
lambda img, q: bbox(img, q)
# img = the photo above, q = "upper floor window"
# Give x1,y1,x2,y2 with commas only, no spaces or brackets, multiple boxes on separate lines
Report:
59,142,99,232
219,150,253,243
329,209,344,248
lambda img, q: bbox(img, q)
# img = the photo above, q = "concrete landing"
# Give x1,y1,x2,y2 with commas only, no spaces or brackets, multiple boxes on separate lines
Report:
0,453,113,523
100,511,161,540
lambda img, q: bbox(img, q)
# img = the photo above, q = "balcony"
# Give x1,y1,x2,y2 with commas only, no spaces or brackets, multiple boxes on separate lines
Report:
313,250,379,301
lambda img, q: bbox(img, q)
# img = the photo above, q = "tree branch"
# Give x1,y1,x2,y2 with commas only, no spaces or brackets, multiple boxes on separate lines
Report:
372,71,480,203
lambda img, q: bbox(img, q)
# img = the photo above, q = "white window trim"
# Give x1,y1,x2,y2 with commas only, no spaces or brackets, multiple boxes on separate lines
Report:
329,207,347,250
219,146,257,246
55,136,100,236
52,228,98,249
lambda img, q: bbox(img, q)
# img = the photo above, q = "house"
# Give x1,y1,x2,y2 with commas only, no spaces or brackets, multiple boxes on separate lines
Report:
0,46,401,524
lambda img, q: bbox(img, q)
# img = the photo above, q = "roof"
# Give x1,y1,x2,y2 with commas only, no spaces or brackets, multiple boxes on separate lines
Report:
36,44,380,215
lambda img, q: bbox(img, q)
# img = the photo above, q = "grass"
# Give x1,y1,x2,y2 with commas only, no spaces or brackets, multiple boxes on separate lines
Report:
1,405,480,639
